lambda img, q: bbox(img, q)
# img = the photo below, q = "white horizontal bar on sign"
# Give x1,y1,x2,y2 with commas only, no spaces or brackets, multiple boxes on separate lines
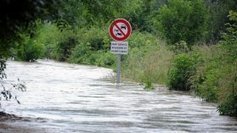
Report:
110,41,128,55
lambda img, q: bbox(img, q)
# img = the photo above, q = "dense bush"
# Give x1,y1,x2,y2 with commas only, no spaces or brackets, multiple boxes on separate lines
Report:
218,64,237,116
16,33,45,61
54,32,78,61
68,26,115,67
192,54,221,102
190,44,237,115
217,11,237,116
13,23,116,67
168,52,201,91
188,11,237,116
30,22,77,62
34,22,62,59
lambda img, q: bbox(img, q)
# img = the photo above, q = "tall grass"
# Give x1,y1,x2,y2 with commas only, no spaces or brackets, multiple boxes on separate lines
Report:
189,43,237,116
190,45,224,102
122,32,174,87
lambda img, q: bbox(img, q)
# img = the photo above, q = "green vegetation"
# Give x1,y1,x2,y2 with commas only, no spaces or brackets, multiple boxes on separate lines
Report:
1,0,237,116
122,32,173,86
168,52,200,91
15,33,45,62
154,0,208,44
0,0,59,57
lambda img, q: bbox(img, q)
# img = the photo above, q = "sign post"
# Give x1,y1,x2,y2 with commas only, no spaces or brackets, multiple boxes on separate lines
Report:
116,54,121,84
109,18,132,85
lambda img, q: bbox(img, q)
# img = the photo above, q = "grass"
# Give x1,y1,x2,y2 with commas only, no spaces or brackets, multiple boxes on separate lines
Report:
122,37,174,88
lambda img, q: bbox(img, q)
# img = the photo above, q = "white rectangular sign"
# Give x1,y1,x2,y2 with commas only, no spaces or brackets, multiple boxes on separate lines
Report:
110,41,128,55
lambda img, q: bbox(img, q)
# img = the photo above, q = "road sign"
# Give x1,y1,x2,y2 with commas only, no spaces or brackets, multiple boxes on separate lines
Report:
108,18,132,85
109,18,132,41
110,41,128,55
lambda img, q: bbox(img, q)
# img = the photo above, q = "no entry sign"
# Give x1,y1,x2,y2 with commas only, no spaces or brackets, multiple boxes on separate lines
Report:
109,18,132,41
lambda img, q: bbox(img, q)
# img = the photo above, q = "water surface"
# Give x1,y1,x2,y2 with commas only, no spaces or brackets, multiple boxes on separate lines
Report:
1,60,237,133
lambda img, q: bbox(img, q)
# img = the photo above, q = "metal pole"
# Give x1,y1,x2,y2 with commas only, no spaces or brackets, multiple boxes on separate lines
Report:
116,54,121,84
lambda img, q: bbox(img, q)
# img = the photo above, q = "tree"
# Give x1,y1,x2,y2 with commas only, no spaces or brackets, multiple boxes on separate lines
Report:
154,0,208,45
205,0,237,43
57,0,143,28
0,0,59,57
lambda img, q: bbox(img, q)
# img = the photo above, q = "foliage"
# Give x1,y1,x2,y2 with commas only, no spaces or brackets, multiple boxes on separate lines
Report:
218,64,237,116
0,0,60,57
34,22,62,59
144,80,155,90
12,23,115,66
204,0,237,43
189,45,221,102
168,52,201,91
58,0,143,28
154,0,208,45
170,41,190,54
188,11,237,116
15,33,45,62
14,22,77,62
220,11,237,61
68,26,115,67
217,11,237,116
54,31,78,62
129,0,167,32
122,32,173,88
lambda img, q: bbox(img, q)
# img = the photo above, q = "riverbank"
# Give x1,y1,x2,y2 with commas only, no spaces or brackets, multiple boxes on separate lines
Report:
122,41,237,117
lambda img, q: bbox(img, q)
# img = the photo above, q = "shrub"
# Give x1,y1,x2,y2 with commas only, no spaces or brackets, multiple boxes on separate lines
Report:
68,26,114,67
16,33,45,61
189,11,237,116
189,45,220,102
30,22,79,62
96,52,116,67
55,33,78,61
218,65,237,116
170,40,190,54
195,65,221,102
217,11,237,116
168,52,200,91
68,42,91,64
13,22,63,61
34,22,61,59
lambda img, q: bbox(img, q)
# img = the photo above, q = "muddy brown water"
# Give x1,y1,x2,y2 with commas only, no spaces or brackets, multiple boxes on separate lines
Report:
1,60,237,133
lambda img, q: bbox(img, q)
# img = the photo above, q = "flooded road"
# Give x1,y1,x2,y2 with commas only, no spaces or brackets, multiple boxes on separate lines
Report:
2,60,237,132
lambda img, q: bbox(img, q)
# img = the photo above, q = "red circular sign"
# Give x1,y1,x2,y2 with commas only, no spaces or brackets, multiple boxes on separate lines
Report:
109,18,132,41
